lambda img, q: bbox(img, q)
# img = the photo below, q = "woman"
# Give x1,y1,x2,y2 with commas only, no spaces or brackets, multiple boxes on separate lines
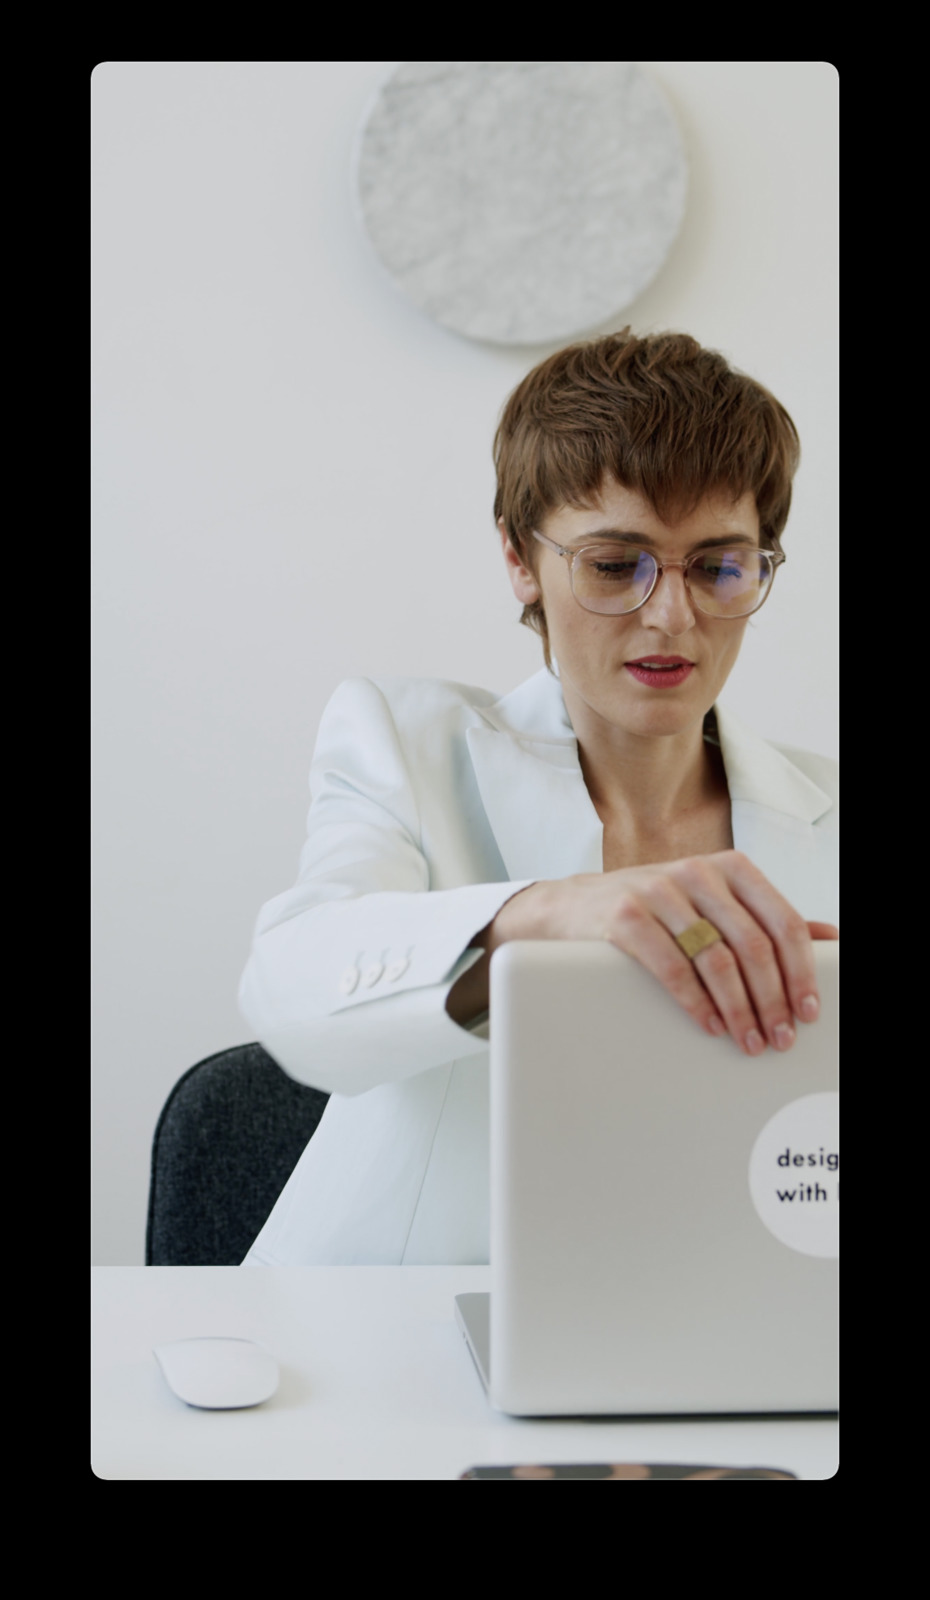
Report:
239,330,838,1266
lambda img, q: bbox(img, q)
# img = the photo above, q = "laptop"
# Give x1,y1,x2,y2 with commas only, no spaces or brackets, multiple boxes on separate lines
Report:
455,939,838,1416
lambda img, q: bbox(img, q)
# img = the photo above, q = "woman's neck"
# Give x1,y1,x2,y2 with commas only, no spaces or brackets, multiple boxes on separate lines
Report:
583,724,718,814
579,720,730,871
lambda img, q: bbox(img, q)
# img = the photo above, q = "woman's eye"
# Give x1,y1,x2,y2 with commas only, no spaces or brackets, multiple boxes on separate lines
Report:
585,553,642,578
699,559,744,581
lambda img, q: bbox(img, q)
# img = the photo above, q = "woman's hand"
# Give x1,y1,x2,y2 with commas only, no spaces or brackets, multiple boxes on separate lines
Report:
470,852,838,1056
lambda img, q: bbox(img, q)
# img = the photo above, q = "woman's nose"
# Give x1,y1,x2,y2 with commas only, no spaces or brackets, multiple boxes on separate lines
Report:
639,566,696,636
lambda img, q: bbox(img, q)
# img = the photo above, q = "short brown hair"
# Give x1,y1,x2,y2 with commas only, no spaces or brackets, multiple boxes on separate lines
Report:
493,329,800,666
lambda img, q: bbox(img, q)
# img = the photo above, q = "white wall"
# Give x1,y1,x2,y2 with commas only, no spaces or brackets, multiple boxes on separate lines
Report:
91,61,838,1263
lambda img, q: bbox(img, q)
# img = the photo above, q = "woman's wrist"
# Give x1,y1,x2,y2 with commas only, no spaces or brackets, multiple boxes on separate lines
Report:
446,882,552,1027
484,879,554,950
445,947,491,1026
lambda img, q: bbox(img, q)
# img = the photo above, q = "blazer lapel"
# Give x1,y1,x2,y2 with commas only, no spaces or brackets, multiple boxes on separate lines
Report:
465,670,604,880
716,704,838,922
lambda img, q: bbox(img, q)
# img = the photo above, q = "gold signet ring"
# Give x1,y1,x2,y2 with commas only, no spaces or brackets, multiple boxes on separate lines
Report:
675,918,724,960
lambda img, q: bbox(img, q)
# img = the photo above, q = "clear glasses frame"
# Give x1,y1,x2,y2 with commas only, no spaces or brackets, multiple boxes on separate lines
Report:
530,529,786,619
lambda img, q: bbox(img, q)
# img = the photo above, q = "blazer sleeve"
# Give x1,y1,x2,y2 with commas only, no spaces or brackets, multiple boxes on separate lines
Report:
238,677,534,1095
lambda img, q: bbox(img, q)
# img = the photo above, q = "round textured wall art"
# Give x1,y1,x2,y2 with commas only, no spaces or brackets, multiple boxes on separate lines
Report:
355,61,688,346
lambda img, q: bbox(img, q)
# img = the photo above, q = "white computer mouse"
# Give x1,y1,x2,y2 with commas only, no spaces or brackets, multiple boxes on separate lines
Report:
153,1337,280,1409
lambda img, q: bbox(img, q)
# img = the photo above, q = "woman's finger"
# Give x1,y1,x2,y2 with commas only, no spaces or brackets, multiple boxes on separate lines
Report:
598,889,730,1039
662,856,804,1053
691,903,798,1054
605,880,766,1053
684,851,824,1032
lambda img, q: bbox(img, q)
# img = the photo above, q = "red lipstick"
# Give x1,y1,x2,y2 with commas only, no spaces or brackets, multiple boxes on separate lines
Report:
624,655,694,688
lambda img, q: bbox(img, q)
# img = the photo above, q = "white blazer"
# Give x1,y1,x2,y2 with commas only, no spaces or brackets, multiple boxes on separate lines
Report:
239,669,838,1266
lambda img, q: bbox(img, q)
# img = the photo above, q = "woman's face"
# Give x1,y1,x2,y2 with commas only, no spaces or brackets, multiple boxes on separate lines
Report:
501,478,760,744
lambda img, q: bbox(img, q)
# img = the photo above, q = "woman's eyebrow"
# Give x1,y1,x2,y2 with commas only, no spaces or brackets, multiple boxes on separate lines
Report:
569,528,758,551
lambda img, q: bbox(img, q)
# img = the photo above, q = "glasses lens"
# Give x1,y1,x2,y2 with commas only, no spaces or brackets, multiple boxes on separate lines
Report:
571,544,657,613
688,550,774,617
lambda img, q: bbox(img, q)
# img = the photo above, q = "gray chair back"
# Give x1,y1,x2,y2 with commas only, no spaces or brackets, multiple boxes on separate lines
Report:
146,1043,329,1265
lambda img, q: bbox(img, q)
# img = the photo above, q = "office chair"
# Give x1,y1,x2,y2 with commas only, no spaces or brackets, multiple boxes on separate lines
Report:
146,1043,330,1265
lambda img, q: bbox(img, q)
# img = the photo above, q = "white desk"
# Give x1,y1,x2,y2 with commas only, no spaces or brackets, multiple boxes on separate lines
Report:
92,1267,838,1480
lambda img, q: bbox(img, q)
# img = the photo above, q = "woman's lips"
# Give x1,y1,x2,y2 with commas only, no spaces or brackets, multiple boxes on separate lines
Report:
624,657,695,688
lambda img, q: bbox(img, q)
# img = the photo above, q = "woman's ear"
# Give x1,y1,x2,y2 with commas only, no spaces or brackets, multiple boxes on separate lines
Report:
498,518,541,604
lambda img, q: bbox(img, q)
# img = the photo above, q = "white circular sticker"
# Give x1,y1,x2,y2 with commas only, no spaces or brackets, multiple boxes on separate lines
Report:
748,1093,839,1258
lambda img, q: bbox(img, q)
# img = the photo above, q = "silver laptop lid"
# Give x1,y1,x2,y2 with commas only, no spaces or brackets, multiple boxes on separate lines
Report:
487,940,838,1416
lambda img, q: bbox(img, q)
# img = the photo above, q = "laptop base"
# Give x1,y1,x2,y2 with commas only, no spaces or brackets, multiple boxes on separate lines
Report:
454,1292,837,1419
454,1292,491,1393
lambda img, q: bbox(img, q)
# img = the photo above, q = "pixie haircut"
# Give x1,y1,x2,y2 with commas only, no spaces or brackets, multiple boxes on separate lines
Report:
493,329,800,667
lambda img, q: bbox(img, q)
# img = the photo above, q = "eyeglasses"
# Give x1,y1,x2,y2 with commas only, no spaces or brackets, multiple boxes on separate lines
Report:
531,530,785,619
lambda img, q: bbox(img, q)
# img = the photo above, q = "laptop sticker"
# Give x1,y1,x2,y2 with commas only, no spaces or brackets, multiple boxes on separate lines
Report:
748,1092,839,1258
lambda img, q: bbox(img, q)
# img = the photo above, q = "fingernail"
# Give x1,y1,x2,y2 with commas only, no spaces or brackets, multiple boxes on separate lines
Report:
773,1022,795,1051
745,1029,766,1056
707,1014,726,1036
799,994,819,1022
